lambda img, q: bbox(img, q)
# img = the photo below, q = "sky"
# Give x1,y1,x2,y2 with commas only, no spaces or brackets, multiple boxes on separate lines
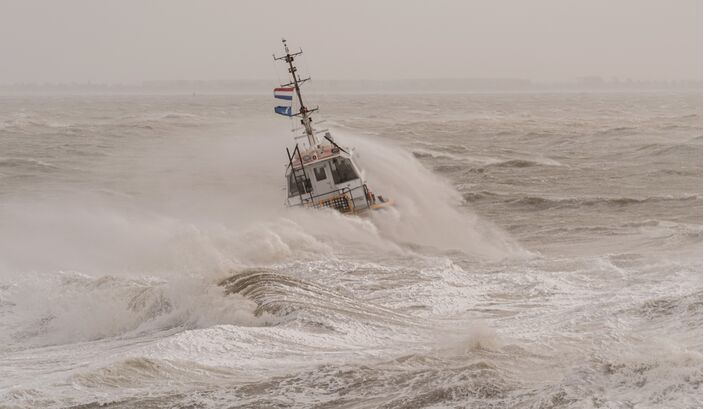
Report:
0,0,701,84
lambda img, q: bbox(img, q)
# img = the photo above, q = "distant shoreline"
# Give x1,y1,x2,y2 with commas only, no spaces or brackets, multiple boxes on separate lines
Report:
0,78,700,96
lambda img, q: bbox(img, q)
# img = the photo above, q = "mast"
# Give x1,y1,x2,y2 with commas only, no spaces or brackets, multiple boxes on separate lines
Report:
274,39,318,147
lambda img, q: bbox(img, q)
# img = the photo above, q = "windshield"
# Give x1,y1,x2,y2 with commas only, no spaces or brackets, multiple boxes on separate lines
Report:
329,157,358,185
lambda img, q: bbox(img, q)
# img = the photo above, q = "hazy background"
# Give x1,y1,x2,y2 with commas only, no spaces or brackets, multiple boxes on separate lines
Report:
0,2,702,407
0,0,701,85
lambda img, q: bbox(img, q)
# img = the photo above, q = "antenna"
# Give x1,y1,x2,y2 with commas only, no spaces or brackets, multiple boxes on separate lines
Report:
274,39,318,147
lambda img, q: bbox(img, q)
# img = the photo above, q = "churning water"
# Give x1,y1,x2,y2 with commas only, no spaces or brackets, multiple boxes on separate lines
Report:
0,92,701,408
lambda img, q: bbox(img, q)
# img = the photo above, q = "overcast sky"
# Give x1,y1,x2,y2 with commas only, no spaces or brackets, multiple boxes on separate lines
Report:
0,0,701,83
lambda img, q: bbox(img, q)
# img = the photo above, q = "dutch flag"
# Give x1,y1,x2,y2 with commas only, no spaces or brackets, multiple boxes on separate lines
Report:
273,87,294,101
274,87,294,117
274,106,292,116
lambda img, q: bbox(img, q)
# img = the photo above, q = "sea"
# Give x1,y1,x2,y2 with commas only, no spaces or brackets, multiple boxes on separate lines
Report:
0,91,701,408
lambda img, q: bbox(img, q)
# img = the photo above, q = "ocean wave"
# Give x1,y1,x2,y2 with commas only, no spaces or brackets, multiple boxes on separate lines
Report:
504,194,701,210
532,354,702,409
412,151,564,171
619,219,662,228
0,270,269,347
657,123,701,130
219,269,413,329
649,168,700,177
2,273,174,346
596,126,638,135
63,354,510,408
434,164,465,173
632,142,701,158
521,131,558,139
464,191,702,208
1,117,71,131
70,357,240,389
462,191,501,202
411,149,463,161
635,290,702,321
486,158,563,168
0,157,57,170
161,112,198,120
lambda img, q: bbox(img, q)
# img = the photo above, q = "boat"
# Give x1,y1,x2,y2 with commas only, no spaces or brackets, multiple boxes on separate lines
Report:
273,39,393,214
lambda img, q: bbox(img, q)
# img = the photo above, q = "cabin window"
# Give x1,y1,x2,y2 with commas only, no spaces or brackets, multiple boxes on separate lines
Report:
314,166,327,181
288,172,312,197
330,157,358,184
288,173,299,197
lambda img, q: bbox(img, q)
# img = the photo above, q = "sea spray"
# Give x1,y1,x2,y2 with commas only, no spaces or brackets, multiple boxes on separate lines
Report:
338,131,527,259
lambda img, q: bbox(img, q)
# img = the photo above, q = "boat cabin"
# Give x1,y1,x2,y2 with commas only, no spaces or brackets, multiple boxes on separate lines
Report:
285,140,375,213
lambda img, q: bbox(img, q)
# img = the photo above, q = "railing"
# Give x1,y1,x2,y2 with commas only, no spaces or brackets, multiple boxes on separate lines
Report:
289,184,371,213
